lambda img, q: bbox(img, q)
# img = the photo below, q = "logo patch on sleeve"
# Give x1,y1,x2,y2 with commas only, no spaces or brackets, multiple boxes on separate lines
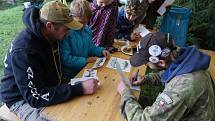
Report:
158,93,173,104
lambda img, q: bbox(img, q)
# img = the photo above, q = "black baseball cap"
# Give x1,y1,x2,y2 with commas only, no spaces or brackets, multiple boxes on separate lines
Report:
130,32,176,67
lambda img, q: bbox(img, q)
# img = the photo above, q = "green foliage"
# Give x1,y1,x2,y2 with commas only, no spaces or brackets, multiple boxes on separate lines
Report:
174,0,215,50
0,4,24,78
139,67,164,108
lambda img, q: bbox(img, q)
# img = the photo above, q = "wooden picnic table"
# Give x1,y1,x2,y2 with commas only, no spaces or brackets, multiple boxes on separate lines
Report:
41,48,215,121
41,52,146,121
201,49,215,83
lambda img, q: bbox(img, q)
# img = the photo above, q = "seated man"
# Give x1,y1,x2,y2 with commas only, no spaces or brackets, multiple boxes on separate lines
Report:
117,32,215,120
0,1,99,121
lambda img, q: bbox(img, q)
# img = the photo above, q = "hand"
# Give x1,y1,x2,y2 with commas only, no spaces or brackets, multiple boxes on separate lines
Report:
131,32,141,41
102,50,110,58
148,0,156,3
117,81,127,96
87,57,97,63
130,73,144,86
82,78,99,95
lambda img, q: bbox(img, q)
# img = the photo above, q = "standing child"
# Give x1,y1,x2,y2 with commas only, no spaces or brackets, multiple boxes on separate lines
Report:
88,0,118,50
60,0,110,79
115,0,149,41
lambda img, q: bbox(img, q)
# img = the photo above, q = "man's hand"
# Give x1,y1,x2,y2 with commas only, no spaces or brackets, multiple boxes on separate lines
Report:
87,57,97,63
148,0,156,3
102,50,110,58
82,78,99,95
117,81,127,96
130,72,144,86
131,32,141,41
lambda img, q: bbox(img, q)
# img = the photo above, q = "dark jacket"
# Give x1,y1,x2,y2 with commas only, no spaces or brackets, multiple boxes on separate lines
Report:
115,7,145,41
115,7,134,40
0,7,83,108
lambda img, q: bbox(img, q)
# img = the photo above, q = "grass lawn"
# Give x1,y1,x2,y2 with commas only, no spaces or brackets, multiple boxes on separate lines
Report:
0,2,24,78
0,2,24,120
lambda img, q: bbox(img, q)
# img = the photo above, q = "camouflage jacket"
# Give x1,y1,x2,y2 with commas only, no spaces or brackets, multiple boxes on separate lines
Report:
120,70,215,121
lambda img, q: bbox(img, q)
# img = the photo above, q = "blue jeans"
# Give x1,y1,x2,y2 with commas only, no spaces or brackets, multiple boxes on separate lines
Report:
9,100,49,121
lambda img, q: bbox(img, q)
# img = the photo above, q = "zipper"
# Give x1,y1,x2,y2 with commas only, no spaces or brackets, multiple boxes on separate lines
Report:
52,45,62,85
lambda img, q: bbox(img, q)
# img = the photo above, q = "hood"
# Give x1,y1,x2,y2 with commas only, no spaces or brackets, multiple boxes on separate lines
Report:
161,46,210,85
22,6,44,40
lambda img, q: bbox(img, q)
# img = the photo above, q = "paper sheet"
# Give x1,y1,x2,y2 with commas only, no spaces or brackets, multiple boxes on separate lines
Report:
106,57,131,72
115,60,140,90
157,0,175,15
92,57,106,69
134,24,151,38
82,69,97,78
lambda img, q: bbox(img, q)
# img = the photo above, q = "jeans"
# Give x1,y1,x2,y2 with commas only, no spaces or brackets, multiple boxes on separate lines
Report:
9,100,49,121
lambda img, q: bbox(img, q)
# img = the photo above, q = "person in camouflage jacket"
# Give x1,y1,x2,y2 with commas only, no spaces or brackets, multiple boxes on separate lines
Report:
117,32,215,121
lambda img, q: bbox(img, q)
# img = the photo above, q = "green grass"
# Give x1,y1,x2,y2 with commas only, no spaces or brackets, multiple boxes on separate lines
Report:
0,3,24,78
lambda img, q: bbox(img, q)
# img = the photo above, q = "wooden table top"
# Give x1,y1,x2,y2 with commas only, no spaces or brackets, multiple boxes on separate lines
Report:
41,49,215,121
41,52,146,121
200,49,215,83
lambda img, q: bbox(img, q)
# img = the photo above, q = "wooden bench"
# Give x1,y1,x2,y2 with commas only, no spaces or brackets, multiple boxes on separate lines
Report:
0,104,21,121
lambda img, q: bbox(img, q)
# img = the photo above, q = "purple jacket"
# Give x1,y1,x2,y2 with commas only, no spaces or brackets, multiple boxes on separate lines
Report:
89,0,118,47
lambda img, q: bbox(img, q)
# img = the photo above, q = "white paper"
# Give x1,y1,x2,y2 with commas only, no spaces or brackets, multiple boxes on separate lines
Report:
82,69,97,78
115,60,140,90
163,0,175,7
119,0,127,4
134,25,151,38
157,6,166,16
106,57,131,72
157,0,175,15
23,2,31,8
92,57,106,69
70,77,99,85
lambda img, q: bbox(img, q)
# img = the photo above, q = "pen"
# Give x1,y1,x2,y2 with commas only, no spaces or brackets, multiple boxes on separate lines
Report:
134,69,139,81
132,69,139,84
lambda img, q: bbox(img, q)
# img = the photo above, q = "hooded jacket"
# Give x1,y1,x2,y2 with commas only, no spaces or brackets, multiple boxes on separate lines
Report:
115,7,146,41
60,26,104,78
0,7,83,108
120,46,214,121
161,46,210,84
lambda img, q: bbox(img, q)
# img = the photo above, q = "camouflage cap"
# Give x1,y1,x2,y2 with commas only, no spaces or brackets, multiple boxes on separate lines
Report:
130,32,176,67
40,0,83,30
125,0,149,16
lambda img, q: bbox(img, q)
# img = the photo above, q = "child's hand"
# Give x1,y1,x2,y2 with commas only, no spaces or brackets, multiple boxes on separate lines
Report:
87,57,97,63
130,73,144,86
131,32,141,41
102,50,110,58
148,0,156,3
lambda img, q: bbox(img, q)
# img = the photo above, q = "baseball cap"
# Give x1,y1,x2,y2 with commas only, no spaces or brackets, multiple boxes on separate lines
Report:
40,1,83,30
130,32,176,67
125,0,149,16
